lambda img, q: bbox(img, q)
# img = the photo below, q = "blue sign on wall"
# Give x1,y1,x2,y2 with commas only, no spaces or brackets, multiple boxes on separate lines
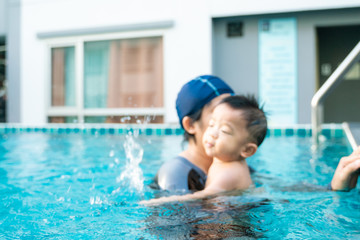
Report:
259,18,297,125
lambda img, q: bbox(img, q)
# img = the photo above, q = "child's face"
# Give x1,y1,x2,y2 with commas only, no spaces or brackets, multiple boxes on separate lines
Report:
193,94,232,145
202,103,250,161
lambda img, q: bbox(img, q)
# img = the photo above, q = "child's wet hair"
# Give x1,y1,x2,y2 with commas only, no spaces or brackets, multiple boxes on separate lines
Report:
220,95,268,146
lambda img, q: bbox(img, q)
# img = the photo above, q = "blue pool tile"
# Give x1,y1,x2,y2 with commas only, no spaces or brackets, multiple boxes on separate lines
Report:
175,128,183,135
266,129,270,137
0,126,347,139
126,128,135,135
297,128,306,137
164,128,172,135
322,129,331,138
285,129,294,136
145,128,153,135
274,129,282,136
155,129,162,135
128,129,136,135
334,129,343,138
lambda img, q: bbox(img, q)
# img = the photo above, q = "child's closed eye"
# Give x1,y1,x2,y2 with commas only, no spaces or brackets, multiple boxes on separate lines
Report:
220,127,231,134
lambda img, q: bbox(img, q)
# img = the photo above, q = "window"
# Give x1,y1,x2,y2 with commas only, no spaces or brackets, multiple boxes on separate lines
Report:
51,46,76,107
48,36,164,124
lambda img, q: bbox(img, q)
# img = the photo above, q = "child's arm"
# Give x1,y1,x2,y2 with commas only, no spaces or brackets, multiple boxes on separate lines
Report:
140,188,218,205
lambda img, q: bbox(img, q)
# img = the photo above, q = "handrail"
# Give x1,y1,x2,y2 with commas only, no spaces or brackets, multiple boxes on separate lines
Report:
311,41,360,145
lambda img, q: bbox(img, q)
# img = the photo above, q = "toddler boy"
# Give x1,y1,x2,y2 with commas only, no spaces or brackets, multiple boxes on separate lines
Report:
142,95,267,204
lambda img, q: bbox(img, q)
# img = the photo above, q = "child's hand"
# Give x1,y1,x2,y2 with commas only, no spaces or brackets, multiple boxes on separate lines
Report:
139,198,162,206
139,195,180,205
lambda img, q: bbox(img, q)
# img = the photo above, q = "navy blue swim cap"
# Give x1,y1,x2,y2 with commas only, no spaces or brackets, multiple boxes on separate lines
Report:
176,75,234,128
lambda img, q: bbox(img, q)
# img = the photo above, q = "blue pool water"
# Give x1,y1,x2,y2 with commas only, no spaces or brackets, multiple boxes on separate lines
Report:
0,127,359,239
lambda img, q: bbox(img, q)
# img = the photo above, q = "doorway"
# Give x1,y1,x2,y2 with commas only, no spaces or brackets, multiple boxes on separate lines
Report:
317,25,360,123
0,36,5,122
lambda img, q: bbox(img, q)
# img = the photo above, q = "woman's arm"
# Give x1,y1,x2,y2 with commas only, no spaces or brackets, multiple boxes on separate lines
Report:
331,146,360,191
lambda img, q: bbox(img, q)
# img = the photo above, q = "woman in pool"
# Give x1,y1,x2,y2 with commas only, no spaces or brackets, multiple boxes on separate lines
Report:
153,75,360,192
153,75,234,192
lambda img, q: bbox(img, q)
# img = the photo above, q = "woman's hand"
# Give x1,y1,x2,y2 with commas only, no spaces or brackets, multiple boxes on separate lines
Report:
331,146,360,191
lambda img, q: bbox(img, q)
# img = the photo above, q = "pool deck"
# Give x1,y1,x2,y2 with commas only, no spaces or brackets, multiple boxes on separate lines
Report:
344,122,360,150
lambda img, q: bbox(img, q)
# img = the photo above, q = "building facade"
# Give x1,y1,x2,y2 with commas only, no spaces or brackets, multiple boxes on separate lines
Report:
1,0,360,125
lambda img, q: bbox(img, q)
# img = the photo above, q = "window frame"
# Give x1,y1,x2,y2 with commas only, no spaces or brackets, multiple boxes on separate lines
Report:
45,30,166,123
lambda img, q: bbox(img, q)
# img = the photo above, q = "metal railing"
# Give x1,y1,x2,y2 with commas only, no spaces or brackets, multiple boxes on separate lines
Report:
311,41,360,145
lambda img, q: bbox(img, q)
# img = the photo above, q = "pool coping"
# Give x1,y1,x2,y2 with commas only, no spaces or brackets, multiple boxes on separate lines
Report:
342,122,359,151
0,123,345,138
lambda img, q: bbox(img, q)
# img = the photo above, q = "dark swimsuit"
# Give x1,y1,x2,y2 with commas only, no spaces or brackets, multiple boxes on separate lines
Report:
153,156,207,192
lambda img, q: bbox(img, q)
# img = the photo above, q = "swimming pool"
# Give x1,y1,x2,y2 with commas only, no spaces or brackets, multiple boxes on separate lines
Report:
0,125,359,239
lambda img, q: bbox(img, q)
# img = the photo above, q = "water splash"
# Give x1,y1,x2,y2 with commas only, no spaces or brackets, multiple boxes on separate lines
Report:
120,116,131,123
112,115,157,195
115,131,144,193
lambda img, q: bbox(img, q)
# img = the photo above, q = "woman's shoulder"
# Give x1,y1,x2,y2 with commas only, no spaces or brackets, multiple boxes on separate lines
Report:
155,155,206,191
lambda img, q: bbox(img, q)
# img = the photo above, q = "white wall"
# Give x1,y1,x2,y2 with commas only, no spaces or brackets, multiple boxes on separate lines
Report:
7,0,22,123
20,0,212,124
209,0,360,17
0,0,6,36
162,0,212,124
15,0,360,124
